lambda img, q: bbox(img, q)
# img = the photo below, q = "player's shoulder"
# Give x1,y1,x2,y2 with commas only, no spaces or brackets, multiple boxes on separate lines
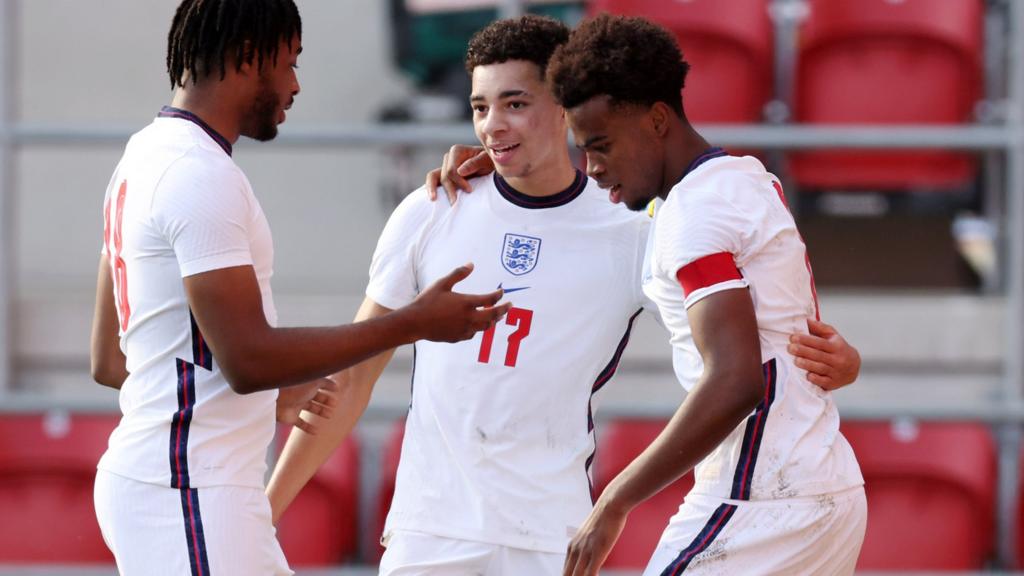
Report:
669,155,774,211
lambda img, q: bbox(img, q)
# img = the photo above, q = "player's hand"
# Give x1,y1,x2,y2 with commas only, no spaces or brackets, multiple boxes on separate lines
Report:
425,145,493,204
276,377,339,435
788,318,861,391
407,263,510,343
563,499,628,576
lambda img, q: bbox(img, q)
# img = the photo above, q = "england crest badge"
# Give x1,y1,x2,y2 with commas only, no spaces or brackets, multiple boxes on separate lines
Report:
502,233,542,276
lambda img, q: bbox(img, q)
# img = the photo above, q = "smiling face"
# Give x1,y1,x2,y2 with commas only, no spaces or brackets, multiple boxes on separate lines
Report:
240,37,302,141
470,60,569,182
568,95,666,211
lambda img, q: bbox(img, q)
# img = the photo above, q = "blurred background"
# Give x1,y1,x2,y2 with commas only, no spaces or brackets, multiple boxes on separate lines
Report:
0,0,1021,573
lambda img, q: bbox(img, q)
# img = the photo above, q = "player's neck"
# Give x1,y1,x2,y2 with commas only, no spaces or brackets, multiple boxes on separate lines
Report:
660,123,712,199
499,154,577,198
170,86,242,145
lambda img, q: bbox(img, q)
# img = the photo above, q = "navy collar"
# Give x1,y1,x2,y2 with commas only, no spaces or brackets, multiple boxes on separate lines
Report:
158,106,233,156
494,169,586,209
680,147,727,181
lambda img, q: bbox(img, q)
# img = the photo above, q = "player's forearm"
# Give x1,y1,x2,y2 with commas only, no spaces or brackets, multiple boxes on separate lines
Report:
219,308,417,394
599,372,762,514
267,354,387,523
90,256,128,389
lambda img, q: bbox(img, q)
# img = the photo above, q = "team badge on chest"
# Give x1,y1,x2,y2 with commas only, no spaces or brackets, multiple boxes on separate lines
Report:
502,233,542,276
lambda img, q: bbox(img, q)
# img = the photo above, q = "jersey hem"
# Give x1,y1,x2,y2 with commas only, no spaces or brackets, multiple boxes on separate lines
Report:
96,461,267,491
383,520,569,554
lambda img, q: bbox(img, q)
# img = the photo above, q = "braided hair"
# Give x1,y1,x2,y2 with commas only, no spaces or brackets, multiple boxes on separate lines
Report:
166,0,302,88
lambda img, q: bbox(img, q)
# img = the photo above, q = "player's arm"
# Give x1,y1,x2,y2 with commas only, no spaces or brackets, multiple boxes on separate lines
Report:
90,254,128,389
267,296,394,524
424,145,492,203
789,318,861,390
184,262,506,394
564,288,764,576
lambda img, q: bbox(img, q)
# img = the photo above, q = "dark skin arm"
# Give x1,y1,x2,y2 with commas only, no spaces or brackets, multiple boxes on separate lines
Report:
183,263,508,394
424,145,491,203
90,254,129,389
563,288,764,576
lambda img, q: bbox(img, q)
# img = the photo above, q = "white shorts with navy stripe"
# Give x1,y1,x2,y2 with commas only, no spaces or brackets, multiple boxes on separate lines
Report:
94,469,291,576
643,486,866,576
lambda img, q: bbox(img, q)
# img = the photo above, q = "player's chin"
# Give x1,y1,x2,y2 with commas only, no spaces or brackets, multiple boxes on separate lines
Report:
250,123,279,142
624,194,652,212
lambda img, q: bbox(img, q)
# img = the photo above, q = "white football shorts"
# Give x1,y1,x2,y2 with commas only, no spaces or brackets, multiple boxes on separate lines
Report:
94,469,292,576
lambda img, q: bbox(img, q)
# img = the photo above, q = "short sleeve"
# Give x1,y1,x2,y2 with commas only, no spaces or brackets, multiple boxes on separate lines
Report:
366,187,439,310
150,152,254,278
656,180,760,308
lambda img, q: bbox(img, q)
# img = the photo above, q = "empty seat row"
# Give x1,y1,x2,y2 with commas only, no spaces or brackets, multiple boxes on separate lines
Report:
0,414,360,566
0,413,1011,569
590,0,985,190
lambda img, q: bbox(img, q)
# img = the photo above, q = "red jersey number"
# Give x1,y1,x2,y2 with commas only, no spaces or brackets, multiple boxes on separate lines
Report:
109,180,131,331
477,307,533,367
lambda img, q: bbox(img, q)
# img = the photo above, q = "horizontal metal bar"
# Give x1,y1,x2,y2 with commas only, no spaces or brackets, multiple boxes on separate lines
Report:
2,391,1023,423
5,123,1018,150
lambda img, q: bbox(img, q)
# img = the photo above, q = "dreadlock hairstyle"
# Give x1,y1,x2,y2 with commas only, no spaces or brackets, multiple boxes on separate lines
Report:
464,14,570,79
166,0,302,89
547,13,689,117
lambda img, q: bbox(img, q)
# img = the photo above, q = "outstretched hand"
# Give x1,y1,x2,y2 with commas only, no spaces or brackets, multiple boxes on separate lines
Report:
409,263,511,343
788,318,861,391
425,145,493,204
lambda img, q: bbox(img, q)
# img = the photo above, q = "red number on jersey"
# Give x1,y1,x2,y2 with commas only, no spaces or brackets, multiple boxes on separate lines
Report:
477,306,533,368
772,181,820,319
110,180,131,331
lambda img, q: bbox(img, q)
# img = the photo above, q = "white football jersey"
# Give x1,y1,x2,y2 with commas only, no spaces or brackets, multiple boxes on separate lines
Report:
96,108,278,490
369,171,653,553
642,152,863,501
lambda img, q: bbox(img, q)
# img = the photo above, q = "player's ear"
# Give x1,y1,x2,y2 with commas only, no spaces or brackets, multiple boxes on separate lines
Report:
649,102,672,138
236,40,256,76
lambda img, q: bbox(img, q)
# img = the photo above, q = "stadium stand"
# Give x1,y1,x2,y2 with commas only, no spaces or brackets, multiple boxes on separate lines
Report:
588,0,773,123
0,412,118,563
790,0,985,190
595,419,695,569
274,425,361,566
842,420,996,570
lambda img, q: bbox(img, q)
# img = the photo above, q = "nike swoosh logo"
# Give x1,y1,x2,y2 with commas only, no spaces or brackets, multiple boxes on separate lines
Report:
497,283,531,294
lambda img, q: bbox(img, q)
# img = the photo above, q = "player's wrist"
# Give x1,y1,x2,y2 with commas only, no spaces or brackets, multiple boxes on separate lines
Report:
391,304,427,343
594,484,636,519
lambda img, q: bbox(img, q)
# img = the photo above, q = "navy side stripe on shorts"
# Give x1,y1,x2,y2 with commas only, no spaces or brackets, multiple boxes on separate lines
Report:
179,487,211,576
729,358,778,500
659,503,737,575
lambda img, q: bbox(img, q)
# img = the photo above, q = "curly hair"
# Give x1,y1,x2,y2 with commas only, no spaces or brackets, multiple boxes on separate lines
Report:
464,14,570,78
167,0,302,88
547,13,689,116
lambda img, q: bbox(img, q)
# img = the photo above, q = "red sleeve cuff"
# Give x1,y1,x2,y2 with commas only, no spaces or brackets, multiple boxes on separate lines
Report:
676,252,742,297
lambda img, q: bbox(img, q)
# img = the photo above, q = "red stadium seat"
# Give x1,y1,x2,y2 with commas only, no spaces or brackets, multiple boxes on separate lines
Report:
0,412,119,563
275,424,360,566
842,421,995,570
588,0,774,123
595,419,694,568
791,0,984,189
371,420,406,560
